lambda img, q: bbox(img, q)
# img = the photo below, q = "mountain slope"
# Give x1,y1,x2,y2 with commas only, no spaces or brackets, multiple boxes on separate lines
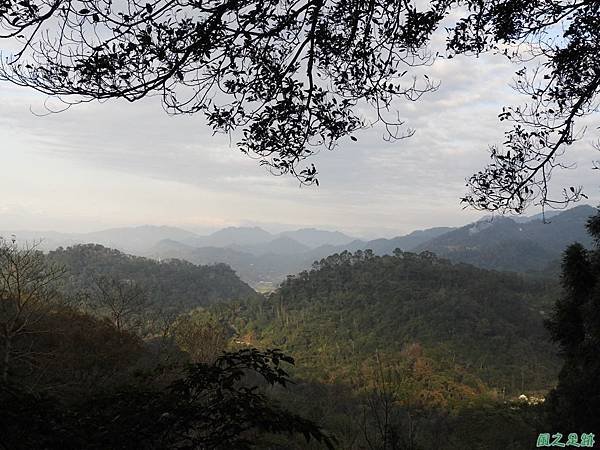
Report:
149,225,457,287
228,236,311,256
183,226,275,248
414,205,596,272
47,244,258,312
279,228,355,248
148,239,311,288
225,251,560,398
304,226,455,259
83,225,199,254
361,226,455,254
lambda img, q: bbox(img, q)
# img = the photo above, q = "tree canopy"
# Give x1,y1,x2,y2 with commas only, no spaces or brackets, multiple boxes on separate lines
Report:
47,244,259,313
0,241,335,450
545,210,600,432
0,0,598,210
453,0,600,213
211,249,560,397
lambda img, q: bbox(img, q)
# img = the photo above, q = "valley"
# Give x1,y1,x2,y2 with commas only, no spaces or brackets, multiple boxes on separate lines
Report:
1,205,597,449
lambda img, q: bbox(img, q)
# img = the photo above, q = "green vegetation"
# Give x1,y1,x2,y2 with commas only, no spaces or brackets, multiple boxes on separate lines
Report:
545,213,600,433
223,250,560,396
0,239,332,450
47,244,259,313
4,215,599,448
201,249,565,449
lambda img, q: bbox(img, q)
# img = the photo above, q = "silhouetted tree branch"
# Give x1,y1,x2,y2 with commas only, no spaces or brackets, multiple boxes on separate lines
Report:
0,238,65,383
92,276,147,333
0,0,444,184
1,0,599,211
453,0,600,212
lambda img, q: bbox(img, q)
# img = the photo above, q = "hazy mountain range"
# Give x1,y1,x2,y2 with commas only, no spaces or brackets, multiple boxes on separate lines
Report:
413,205,596,273
2,205,597,288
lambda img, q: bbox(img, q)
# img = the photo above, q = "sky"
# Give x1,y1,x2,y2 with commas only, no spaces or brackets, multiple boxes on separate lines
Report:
1,51,599,239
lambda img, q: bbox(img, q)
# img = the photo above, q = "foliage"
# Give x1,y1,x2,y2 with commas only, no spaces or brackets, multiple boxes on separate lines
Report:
1,0,598,208
545,210,600,432
91,275,148,332
0,242,146,395
453,0,600,211
0,349,335,450
0,243,333,449
214,250,560,402
252,371,547,449
0,0,444,184
171,308,231,363
47,244,258,313
0,238,66,383
10,305,145,396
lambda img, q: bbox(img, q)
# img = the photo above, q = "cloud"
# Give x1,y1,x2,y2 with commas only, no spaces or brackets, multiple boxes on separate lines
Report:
0,50,598,236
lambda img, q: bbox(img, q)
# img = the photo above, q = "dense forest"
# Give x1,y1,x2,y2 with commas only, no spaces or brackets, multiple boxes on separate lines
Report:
1,212,598,448
47,244,259,313
221,250,560,394
0,240,332,449
1,0,599,445
200,250,561,449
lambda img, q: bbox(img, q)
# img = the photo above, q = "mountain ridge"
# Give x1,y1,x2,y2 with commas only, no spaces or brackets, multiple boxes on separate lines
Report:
414,205,596,272
3,204,597,287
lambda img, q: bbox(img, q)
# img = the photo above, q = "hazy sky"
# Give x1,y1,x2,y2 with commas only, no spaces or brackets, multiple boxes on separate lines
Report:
1,52,598,238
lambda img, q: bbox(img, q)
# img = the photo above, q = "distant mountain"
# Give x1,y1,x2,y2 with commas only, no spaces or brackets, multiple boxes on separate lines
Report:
414,205,597,273
47,244,258,313
360,227,455,254
183,227,354,251
149,240,310,288
83,225,199,254
512,210,562,223
151,239,255,266
228,236,311,256
310,239,366,256
2,225,200,255
305,226,455,258
184,226,275,248
7,205,595,287
279,228,355,248
150,226,458,287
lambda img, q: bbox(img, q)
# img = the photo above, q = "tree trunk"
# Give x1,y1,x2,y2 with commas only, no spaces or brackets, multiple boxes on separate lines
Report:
2,335,11,383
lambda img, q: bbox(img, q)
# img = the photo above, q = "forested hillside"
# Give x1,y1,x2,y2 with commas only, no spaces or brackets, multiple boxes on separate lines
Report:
217,250,560,399
2,0,599,444
414,206,596,273
148,226,455,287
0,240,333,449
47,244,258,312
3,215,593,449
0,239,576,449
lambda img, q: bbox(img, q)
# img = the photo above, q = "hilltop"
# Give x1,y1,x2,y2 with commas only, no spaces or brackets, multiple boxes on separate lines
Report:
5,205,597,287
414,205,596,273
217,250,560,401
47,244,258,312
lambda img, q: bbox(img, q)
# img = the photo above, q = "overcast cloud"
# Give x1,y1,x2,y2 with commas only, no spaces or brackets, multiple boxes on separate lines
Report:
1,51,598,238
